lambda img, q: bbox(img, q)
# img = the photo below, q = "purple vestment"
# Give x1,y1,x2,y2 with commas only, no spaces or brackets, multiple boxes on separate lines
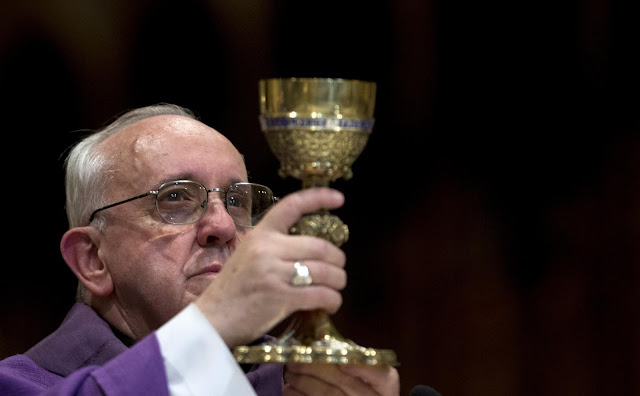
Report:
0,303,283,395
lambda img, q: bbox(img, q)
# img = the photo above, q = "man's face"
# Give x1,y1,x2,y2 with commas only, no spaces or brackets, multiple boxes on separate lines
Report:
95,115,249,339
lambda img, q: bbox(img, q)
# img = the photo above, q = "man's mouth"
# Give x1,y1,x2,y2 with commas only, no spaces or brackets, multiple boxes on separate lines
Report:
191,263,223,277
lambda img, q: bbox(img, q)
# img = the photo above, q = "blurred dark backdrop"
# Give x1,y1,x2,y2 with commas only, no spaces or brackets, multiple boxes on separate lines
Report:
1,1,640,394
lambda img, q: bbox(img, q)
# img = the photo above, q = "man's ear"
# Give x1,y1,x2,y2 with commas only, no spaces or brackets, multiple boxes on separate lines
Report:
60,227,113,297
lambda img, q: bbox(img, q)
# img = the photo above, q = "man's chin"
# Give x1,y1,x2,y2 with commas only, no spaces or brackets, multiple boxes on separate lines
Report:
186,273,217,295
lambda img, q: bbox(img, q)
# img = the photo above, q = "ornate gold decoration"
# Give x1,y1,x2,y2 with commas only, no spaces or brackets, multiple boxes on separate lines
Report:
289,212,349,247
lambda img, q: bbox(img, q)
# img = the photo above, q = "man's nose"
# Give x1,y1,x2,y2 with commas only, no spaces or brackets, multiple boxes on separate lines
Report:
195,196,238,246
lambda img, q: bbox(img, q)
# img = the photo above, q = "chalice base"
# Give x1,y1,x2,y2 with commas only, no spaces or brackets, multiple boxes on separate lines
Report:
233,310,399,366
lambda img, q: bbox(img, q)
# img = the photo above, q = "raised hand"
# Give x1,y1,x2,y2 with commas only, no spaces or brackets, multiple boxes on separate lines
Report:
195,187,348,347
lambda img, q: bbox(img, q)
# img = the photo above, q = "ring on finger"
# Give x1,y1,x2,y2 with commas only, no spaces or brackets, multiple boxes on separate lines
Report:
291,261,313,286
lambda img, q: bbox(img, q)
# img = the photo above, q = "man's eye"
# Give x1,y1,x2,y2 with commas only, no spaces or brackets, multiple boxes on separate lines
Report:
168,191,185,201
227,194,250,208
160,188,193,202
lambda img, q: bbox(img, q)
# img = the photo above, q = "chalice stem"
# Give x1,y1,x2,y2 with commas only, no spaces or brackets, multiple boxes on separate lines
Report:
277,309,340,346
302,174,329,189
274,175,349,347
301,175,331,218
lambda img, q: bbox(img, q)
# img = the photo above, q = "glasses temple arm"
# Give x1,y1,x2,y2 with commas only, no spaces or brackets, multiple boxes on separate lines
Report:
88,191,156,223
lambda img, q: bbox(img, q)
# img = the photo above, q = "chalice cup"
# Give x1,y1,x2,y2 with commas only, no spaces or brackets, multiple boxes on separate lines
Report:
233,77,398,367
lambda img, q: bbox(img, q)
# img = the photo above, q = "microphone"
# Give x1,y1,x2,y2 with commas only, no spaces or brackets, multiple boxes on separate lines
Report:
409,384,442,396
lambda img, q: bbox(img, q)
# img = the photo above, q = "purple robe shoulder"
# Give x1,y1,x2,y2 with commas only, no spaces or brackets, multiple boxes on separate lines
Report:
0,302,283,395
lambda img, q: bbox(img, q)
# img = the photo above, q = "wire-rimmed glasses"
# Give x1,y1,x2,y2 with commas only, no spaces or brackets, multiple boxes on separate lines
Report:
88,180,277,227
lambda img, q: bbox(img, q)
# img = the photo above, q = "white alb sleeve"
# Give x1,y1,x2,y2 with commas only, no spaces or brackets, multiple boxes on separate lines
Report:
155,303,257,396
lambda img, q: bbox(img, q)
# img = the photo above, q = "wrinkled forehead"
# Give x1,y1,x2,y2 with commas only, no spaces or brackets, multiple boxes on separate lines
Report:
101,115,247,191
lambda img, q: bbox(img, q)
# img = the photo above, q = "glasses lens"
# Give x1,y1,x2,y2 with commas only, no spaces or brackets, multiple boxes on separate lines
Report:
156,181,207,224
227,183,274,227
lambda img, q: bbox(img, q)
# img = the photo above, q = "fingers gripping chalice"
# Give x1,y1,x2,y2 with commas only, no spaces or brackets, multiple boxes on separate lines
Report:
233,77,398,367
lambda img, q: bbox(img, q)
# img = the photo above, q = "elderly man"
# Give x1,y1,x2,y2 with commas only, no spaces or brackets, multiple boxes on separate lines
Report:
0,103,399,395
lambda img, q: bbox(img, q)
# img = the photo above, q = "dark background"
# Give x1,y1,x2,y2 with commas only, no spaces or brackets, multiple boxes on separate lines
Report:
1,1,640,394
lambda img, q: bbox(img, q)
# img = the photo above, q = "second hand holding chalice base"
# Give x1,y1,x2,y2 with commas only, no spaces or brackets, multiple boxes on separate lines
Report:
232,78,398,367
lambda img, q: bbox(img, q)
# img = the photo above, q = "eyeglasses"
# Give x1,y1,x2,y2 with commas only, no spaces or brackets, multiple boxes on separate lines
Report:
88,180,277,227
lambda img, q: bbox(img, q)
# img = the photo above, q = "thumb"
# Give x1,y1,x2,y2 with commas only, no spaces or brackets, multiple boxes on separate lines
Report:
258,187,345,234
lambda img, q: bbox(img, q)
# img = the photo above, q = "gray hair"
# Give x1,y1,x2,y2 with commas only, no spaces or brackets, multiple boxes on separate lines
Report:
64,103,197,229
65,103,197,302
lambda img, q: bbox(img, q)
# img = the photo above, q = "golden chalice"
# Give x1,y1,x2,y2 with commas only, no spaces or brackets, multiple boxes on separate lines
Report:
233,77,398,366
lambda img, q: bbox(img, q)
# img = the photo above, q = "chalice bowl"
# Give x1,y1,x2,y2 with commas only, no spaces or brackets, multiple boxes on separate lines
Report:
233,77,398,367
